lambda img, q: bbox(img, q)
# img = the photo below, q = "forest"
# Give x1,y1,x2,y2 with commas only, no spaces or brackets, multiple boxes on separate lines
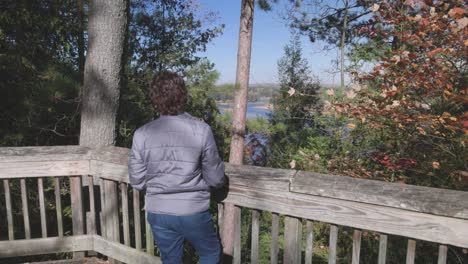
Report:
0,0,467,263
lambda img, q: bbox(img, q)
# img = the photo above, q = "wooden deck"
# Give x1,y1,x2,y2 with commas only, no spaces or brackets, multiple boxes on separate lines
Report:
0,146,467,263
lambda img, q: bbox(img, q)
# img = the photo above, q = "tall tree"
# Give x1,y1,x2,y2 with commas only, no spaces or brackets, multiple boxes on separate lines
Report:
223,0,255,261
76,0,128,257
288,0,374,91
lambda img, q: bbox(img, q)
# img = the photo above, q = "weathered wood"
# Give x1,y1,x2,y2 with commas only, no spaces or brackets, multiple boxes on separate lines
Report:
233,207,242,264
224,163,295,191
133,189,142,250
20,179,31,239
352,230,362,264
250,210,260,264
0,235,93,258
292,171,468,219
378,234,388,264
70,176,84,259
305,220,313,264
223,185,468,248
218,203,224,241
0,160,90,178
3,179,14,240
93,235,162,264
437,245,447,264
145,211,154,255
99,178,107,238
103,180,119,242
87,176,96,234
54,177,64,237
328,225,338,264
284,216,302,264
406,239,416,264
121,183,130,246
38,177,48,238
270,213,279,264
0,146,91,162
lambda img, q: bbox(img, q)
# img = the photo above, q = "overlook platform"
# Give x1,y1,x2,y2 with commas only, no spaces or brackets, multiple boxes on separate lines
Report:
0,146,467,263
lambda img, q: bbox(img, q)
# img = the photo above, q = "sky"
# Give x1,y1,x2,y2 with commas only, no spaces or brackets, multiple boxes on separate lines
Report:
197,0,342,85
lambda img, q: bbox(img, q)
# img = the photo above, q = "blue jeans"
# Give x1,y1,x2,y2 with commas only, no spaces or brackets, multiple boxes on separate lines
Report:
147,210,221,264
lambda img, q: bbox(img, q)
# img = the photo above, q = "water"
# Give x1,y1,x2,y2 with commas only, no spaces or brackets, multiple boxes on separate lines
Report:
217,99,271,119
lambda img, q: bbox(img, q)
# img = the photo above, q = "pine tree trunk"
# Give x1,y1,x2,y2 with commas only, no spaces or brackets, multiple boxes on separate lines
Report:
223,0,255,261
74,0,128,260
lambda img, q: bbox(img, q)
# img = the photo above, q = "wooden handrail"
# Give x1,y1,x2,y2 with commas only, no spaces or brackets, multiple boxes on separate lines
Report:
0,146,467,250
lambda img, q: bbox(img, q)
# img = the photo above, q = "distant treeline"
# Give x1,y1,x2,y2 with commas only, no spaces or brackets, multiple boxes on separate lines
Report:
209,83,280,102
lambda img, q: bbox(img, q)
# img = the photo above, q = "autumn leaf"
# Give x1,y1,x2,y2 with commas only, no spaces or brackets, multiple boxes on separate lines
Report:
371,3,380,12
432,161,440,169
288,87,296,96
289,159,296,169
448,7,465,18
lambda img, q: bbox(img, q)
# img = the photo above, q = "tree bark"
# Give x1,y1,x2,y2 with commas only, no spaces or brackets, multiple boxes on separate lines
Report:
223,0,255,262
75,0,128,261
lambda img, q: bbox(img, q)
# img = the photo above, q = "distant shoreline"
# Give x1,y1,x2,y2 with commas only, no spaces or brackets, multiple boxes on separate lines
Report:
216,97,272,111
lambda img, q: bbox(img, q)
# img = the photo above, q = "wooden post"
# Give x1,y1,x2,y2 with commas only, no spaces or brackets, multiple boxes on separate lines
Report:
70,176,84,259
270,213,279,264
284,216,302,264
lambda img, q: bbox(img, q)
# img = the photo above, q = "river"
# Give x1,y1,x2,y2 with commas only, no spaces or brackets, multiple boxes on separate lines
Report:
217,99,271,119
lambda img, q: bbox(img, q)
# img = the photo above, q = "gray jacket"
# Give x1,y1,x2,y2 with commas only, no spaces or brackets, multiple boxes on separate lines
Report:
128,112,225,215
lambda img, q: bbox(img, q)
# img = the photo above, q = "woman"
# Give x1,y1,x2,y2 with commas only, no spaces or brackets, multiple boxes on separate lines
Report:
128,72,225,263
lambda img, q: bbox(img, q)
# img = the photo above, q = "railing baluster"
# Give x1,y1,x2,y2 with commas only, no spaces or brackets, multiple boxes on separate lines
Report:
250,210,260,264
145,211,154,255
87,176,96,234
99,178,106,238
20,179,31,239
284,216,302,264
121,183,130,246
378,234,387,264
3,179,14,240
38,178,47,238
328,225,338,264
437,245,447,264
352,230,362,264
218,203,224,241
406,239,416,264
305,220,313,264
270,212,279,264
233,206,241,264
133,189,142,250
54,177,63,237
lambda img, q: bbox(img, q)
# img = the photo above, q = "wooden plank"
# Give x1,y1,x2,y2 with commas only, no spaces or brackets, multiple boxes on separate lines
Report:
121,183,130,246
0,160,90,178
0,146,91,162
20,178,31,239
93,235,162,264
218,203,224,241
437,245,447,264
3,179,14,240
305,220,313,264
90,160,128,183
0,235,93,258
233,207,241,264
70,176,84,260
328,225,338,264
88,176,96,234
250,210,260,264
291,171,468,220
99,178,107,238
270,213,279,264
223,185,468,248
145,211,154,255
378,234,388,264
54,177,63,237
284,216,302,264
406,239,416,264
38,177,48,238
352,230,362,264
133,189,142,250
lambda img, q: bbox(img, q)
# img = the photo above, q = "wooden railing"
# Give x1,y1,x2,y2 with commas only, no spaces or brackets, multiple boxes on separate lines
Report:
0,146,467,264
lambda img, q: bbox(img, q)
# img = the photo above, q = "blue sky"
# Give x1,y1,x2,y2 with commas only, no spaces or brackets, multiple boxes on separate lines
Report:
198,0,341,85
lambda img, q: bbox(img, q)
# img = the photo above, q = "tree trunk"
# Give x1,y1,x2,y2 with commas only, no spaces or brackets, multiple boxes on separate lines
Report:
339,0,349,93
223,0,255,262
74,0,128,261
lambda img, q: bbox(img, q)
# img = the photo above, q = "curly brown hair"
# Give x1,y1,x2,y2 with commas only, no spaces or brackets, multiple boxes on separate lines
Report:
149,72,188,115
